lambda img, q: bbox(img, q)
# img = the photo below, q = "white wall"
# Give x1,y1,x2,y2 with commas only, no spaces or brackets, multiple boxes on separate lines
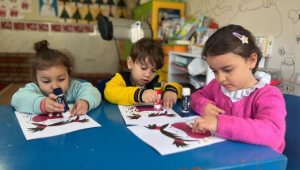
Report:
0,0,138,75
186,0,300,96
0,28,119,74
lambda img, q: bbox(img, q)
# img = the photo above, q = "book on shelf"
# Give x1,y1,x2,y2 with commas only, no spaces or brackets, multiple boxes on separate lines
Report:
167,39,191,45
255,36,273,57
174,56,193,66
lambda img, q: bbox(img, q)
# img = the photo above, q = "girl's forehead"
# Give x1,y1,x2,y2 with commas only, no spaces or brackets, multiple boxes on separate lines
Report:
207,53,245,66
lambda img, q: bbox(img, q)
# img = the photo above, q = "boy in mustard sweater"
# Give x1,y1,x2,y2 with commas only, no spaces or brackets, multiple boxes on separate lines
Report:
104,38,182,109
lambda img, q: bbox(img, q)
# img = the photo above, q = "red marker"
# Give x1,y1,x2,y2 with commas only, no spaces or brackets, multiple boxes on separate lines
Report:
154,83,161,109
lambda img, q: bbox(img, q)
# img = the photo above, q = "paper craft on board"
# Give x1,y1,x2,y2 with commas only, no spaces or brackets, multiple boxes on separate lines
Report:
128,116,226,155
118,104,185,126
14,105,101,140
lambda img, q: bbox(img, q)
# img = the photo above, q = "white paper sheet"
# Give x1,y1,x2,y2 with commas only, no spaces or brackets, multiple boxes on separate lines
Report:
15,105,101,140
128,116,226,155
118,105,185,126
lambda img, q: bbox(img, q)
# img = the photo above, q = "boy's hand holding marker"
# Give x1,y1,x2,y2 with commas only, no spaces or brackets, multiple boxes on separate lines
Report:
142,89,160,103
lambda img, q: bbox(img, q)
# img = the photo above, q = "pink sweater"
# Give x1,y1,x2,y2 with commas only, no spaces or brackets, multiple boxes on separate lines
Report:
191,79,286,153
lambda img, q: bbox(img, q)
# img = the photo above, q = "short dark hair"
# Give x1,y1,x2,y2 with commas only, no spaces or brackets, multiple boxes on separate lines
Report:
31,40,75,81
130,38,164,69
201,24,262,74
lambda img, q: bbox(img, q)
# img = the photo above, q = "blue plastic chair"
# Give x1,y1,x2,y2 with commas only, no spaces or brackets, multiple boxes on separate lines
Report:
96,77,112,100
283,94,300,170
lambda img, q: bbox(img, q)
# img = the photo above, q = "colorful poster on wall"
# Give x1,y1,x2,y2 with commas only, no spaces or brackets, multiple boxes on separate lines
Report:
57,0,126,25
20,0,31,13
39,0,58,17
0,0,24,19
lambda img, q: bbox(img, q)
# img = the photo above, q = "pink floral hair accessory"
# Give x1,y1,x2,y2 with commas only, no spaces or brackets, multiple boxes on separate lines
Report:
232,32,248,44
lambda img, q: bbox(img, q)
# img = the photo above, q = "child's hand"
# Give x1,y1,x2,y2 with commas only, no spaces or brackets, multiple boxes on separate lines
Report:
192,115,218,134
162,91,177,109
204,103,225,115
44,94,64,113
71,99,89,116
142,89,159,103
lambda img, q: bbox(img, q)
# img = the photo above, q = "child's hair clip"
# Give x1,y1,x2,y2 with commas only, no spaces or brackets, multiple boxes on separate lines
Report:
232,32,248,44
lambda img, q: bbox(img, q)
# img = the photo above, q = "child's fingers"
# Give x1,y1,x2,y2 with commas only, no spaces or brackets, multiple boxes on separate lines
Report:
71,107,87,116
163,98,175,109
212,105,225,114
206,110,219,116
48,93,57,100
199,129,207,134
47,100,64,112
192,118,202,132
71,101,88,116
215,107,225,114
163,99,170,108
192,118,207,133
71,103,77,116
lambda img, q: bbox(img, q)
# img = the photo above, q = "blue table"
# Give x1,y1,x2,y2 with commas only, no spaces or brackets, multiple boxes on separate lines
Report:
0,101,287,170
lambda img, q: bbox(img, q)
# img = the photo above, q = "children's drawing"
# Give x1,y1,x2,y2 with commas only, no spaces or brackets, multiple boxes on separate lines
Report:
128,111,176,120
128,117,225,155
189,0,232,17
21,0,31,13
0,3,6,18
15,105,101,140
118,105,185,126
229,0,283,38
9,4,19,18
28,115,89,132
40,0,57,17
145,123,211,147
279,57,295,94
288,9,300,24
296,34,300,44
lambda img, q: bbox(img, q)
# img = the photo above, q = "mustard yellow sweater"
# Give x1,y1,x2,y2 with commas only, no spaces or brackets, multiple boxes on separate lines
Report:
104,72,182,105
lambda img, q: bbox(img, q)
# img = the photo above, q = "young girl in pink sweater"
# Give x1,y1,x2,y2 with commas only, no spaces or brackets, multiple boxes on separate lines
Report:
191,25,286,153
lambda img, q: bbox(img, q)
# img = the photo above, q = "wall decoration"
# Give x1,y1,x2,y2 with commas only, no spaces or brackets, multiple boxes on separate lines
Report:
40,0,57,17
117,0,126,18
0,3,7,18
288,9,300,24
95,0,104,19
60,6,70,22
1,20,95,33
296,34,300,44
0,0,29,19
278,47,296,94
106,0,115,17
56,0,127,25
82,0,93,24
71,0,81,23
187,0,300,96
20,0,31,13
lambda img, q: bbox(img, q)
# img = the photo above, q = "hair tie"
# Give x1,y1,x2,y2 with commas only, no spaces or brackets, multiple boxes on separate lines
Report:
232,32,248,44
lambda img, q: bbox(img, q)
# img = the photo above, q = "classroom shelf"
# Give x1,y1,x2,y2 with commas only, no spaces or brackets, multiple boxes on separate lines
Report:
168,51,213,88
